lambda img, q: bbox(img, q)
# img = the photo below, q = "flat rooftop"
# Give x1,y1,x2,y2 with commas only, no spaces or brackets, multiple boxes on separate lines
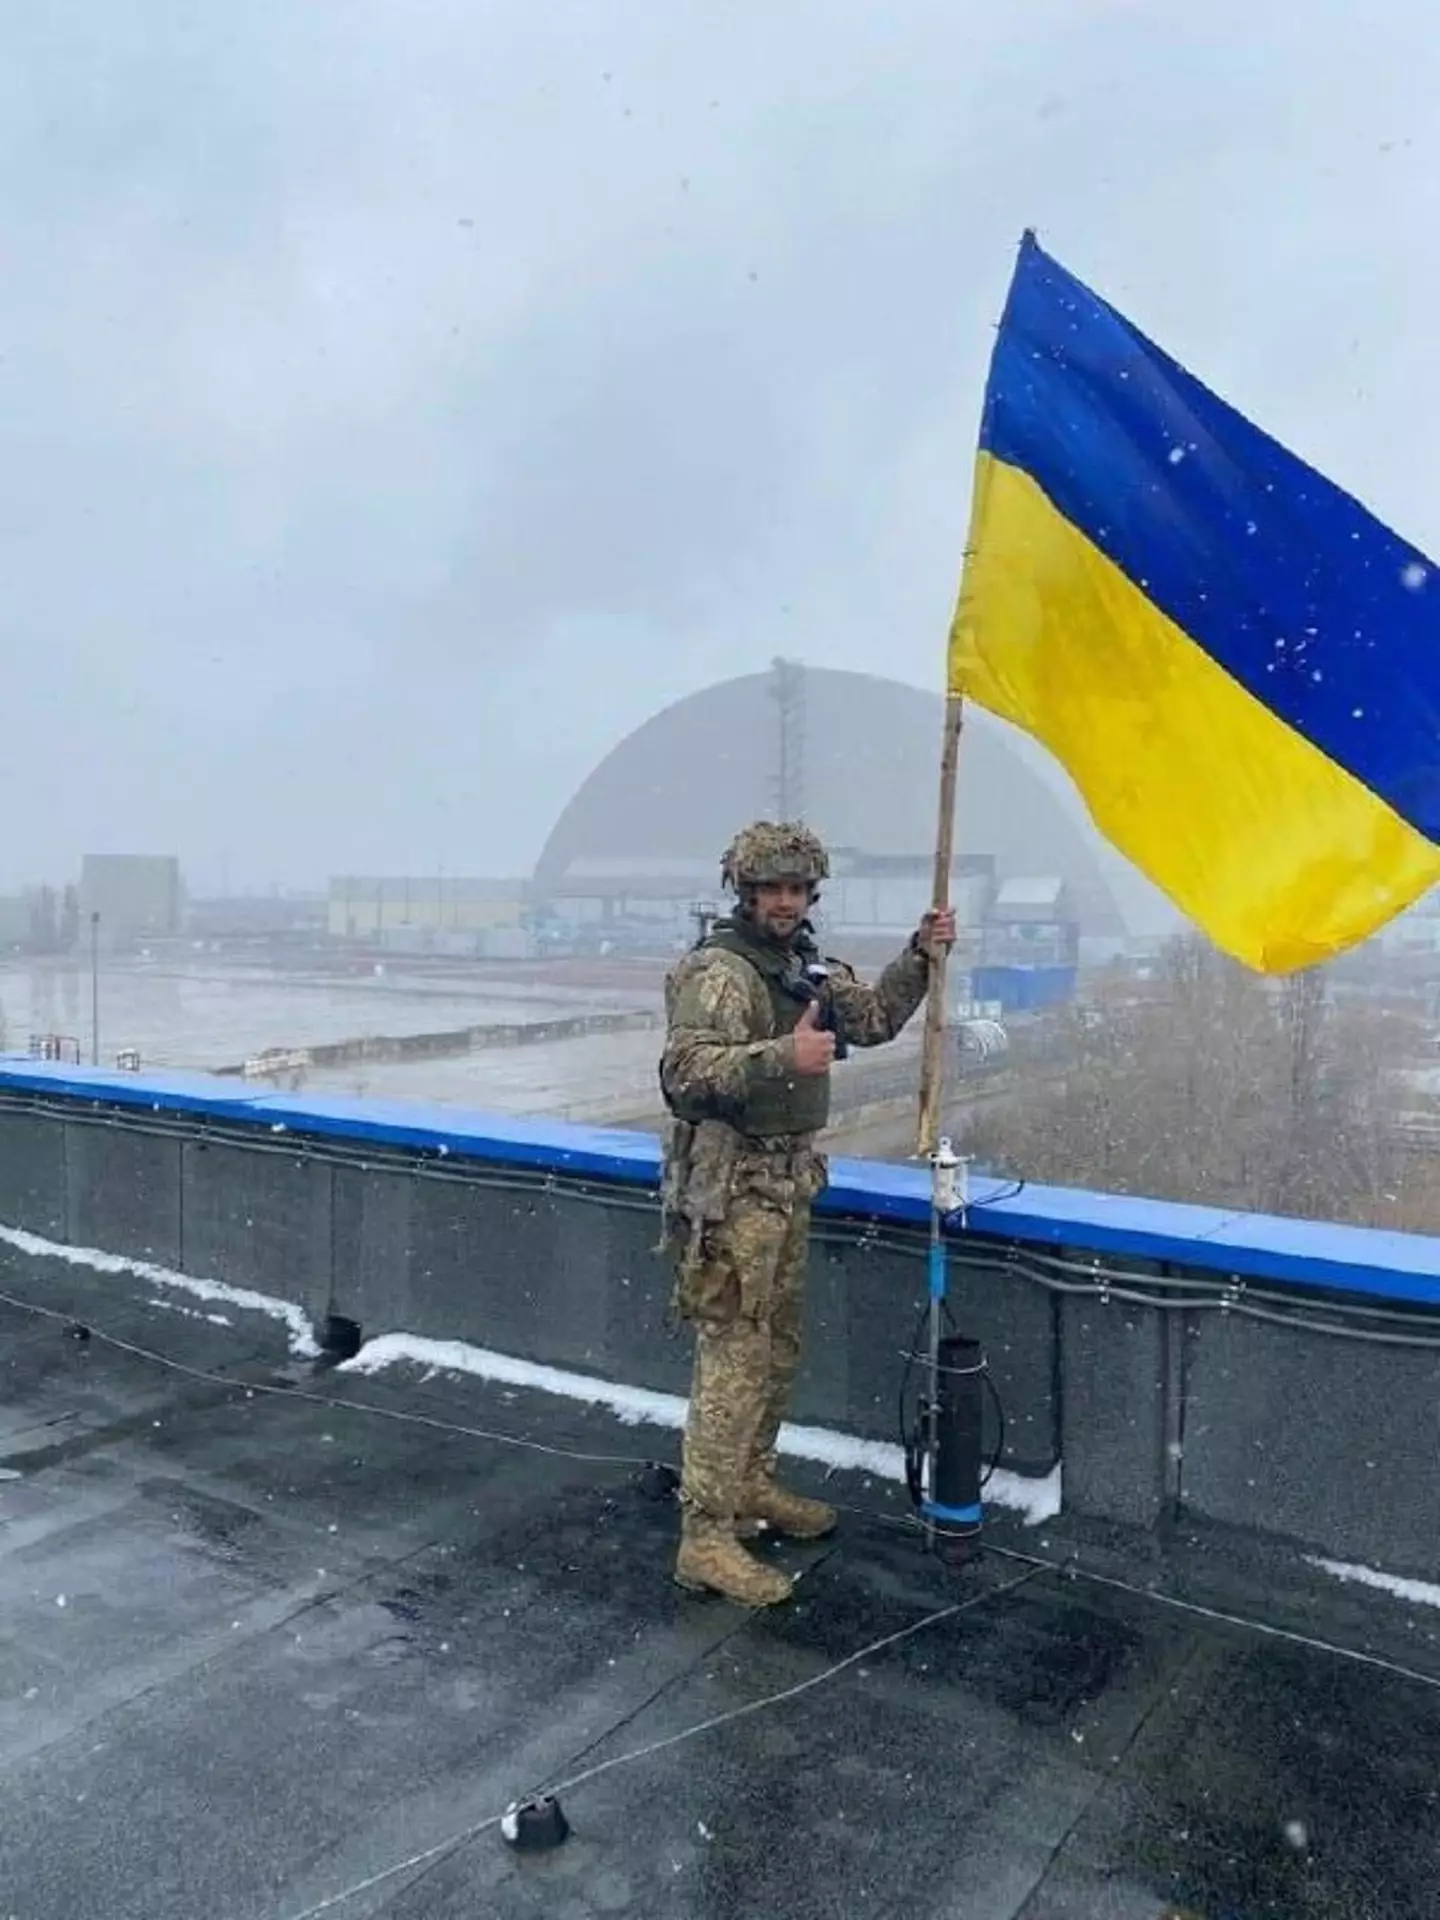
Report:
3,1272,1439,1920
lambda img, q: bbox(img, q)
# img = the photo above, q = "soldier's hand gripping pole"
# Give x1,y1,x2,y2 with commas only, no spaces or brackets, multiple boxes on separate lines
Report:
916,695,964,1156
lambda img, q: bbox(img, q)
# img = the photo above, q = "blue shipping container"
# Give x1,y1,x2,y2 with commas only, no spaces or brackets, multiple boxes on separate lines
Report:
970,964,1077,1013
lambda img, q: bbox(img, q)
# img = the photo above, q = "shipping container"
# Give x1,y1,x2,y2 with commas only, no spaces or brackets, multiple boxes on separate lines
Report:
970,963,1077,1012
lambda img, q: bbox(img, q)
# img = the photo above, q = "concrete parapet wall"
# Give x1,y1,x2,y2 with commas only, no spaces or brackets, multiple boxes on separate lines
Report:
1,1057,1437,1582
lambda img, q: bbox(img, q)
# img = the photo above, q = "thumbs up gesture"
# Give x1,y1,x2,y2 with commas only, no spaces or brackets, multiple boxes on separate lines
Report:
791,998,837,1077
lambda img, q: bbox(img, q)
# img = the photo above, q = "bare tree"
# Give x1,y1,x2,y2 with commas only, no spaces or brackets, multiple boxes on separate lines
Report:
966,935,1424,1228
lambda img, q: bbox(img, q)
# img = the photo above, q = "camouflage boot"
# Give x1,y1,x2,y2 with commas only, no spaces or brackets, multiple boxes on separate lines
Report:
674,1513,793,1607
739,1455,837,1541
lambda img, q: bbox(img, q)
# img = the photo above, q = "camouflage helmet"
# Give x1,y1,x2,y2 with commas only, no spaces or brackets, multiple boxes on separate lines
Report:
721,820,829,891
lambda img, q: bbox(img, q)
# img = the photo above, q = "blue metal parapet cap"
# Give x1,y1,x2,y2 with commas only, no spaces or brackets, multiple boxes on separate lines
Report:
1,1055,1439,1310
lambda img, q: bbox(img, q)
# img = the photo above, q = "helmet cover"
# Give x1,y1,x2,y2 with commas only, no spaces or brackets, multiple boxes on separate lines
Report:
720,821,829,891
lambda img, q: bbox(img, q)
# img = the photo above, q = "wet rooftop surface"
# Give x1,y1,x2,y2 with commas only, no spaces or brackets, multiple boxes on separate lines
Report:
3,1264,1439,1920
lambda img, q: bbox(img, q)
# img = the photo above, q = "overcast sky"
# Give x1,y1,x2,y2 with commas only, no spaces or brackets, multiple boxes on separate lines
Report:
3,1,1435,893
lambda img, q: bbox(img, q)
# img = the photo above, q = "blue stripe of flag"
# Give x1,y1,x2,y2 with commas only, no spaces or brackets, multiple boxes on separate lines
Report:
979,232,1440,844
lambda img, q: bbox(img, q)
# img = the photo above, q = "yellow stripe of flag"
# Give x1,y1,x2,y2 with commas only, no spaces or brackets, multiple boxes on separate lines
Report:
952,233,1440,972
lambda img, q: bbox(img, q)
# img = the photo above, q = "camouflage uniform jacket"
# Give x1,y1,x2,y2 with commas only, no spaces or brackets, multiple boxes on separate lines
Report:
658,920,931,1241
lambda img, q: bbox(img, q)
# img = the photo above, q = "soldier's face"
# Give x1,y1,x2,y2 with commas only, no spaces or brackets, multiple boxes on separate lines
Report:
751,879,811,942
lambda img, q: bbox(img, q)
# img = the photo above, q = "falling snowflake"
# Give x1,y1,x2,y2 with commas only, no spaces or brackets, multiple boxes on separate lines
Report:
1402,562,1429,591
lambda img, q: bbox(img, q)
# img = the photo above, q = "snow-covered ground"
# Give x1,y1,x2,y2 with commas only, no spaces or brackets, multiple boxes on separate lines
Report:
0,954,655,1075
298,1023,667,1121
0,953,932,1126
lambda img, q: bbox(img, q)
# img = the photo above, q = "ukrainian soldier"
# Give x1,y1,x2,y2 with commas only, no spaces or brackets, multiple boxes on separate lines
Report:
659,821,956,1605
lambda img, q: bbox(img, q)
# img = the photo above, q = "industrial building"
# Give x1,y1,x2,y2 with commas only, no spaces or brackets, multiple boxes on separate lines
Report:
184,893,326,943
328,875,527,954
970,877,1080,1013
0,897,27,950
530,662,1172,989
79,855,182,949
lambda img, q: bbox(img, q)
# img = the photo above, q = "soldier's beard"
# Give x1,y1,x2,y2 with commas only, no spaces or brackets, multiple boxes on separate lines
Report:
757,916,798,945
741,896,811,948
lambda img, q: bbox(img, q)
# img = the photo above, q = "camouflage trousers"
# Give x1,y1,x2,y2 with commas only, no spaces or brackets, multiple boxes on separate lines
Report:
676,1188,812,1526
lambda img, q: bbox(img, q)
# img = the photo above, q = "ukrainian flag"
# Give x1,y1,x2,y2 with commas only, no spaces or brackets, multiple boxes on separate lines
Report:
950,231,1440,973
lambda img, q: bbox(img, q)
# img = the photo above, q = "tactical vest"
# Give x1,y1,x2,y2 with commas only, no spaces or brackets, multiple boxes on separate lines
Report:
675,922,831,1139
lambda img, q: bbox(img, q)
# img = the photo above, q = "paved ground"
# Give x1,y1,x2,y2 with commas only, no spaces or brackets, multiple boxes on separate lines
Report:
3,1273,1439,1920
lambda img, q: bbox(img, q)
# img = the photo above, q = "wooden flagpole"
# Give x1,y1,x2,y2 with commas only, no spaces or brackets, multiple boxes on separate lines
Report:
915,692,965,1157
